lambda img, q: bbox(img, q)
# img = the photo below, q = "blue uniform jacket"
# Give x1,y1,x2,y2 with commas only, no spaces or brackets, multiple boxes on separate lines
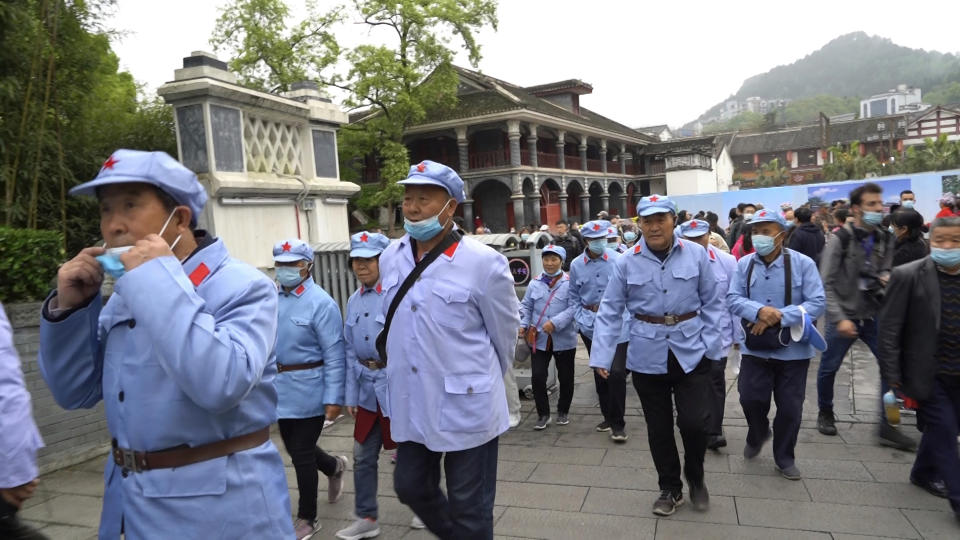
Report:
590,235,725,374
567,248,629,342
276,279,346,418
344,283,388,414
519,273,577,351
726,248,826,360
37,238,293,539
0,302,43,489
379,234,520,453
707,245,740,354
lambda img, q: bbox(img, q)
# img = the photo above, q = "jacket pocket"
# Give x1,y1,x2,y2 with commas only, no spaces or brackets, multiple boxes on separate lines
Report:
439,373,495,433
136,455,228,498
428,281,472,329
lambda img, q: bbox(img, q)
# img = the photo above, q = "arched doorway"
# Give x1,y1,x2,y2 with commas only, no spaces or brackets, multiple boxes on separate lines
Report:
566,180,584,223
608,182,624,218
588,181,604,218
472,179,512,233
540,178,561,228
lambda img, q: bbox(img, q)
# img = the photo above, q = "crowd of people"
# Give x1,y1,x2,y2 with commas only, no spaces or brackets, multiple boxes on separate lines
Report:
2,151,960,540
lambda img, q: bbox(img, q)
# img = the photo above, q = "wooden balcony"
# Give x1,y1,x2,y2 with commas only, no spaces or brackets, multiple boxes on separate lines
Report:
468,149,510,169
565,155,583,170
586,158,604,172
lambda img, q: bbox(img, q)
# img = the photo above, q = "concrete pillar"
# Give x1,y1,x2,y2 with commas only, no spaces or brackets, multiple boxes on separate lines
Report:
618,194,628,217
556,130,566,170
507,120,521,167
620,152,627,175
600,139,608,174
559,194,568,221
462,199,474,232
512,195,526,227
579,139,588,171
601,194,610,214
529,193,541,224
528,124,538,168
580,195,590,222
456,125,469,172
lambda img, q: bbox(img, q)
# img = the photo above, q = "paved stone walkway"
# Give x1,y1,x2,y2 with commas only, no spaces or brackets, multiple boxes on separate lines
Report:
19,343,960,539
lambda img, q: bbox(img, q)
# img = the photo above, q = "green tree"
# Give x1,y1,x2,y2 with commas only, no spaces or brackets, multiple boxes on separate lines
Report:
703,111,765,134
781,95,860,124
756,158,789,186
924,82,960,106
211,0,498,232
822,141,882,181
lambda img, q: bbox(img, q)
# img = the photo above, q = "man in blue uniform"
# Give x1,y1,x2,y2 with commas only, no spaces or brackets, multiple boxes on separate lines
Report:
37,149,293,539
380,160,519,540
680,219,738,450
591,195,724,517
337,231,422,540
0,303,48,540
727,210,826,480
569,220,630,442
272,238,348,539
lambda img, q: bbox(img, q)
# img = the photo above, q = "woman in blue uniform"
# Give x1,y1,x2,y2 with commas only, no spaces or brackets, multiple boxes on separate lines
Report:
273,238,348,540
519,244,577,430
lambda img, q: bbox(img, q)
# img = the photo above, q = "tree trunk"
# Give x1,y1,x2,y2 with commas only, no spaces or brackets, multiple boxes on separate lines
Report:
28,0,60,229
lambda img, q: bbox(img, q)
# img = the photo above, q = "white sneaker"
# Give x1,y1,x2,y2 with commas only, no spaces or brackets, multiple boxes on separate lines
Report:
410,515,426,529
508,412,521,428
335,518,380,540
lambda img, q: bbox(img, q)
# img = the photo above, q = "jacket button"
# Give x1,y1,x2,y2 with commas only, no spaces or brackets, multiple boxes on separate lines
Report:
663,289,668,293
128,319,136,328
364,312,369,317
122,469,129,478
412,366,418,373
412,306,417,312
467,386,474,394
118,391,124,402
364,336,369,341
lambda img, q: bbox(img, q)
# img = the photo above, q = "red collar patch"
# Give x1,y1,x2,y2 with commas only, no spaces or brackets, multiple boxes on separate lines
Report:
295,284,306,296
376,282,382,294
188,263,210,287
709,249,716,260
443,241,459,258
633,244,642,254
602,253,609,261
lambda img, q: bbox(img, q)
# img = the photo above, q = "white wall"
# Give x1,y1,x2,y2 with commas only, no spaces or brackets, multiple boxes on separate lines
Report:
665,169,717,195
714,148,734,192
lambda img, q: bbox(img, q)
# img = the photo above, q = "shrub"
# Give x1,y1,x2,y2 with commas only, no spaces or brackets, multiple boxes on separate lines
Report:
0,228,64,303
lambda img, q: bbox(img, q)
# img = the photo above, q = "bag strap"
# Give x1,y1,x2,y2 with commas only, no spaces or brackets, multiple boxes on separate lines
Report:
533,275,564,328
746,249,792,306
376,230,459,363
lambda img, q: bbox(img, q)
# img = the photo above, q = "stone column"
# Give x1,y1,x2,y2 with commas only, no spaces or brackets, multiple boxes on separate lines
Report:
600,140,608,174
512,194,526,227
529,193,541,224
620,151,627,175
507,120,521,168
456,125,469,172
462,199,474,231
528,123,538,168
579,138,588,172
556,130,566,170
559,194,568,221
580,195,590,222
600,194,610,214
618,194,628,217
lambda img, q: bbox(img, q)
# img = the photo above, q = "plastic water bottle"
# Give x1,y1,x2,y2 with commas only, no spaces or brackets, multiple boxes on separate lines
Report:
883,390,900,425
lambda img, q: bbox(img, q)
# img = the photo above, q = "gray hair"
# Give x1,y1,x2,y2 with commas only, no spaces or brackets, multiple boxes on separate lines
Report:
930,216,960,235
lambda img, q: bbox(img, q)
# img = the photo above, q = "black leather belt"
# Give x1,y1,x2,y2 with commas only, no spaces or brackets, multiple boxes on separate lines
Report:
634,311,697,326
277,360,324,373
359,358,387,370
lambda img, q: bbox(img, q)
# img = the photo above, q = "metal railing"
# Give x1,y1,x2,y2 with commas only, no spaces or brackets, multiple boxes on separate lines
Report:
312,241,360,315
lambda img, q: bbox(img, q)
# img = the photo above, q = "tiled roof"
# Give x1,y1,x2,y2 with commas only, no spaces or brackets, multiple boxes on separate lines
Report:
728,114,909,155
643,135,718,156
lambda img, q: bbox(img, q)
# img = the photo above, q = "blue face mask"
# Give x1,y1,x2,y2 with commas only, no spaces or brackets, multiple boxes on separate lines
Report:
404,200,452,241
545,268,562,277
931,247,960,268
520,233,530,241
95,208,181,279
588,239,607,255
623,231,638,243
902,200,915,209
276,266,306,287
863,211,883,226
752,233,782,256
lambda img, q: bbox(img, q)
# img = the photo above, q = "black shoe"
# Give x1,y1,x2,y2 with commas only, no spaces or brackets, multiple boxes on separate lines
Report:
706,435,727,450
743,431,771,459
533,415,551,430
910,475,948,498
652,490,684,516
817,409,838,436
879,423,917,452
595,420,611,432
556,413,569,426
687,481,710,512
610,428,628,442
0,513,50,540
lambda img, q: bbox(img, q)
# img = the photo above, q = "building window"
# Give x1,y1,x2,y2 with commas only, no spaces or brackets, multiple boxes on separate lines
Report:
877,122,885,131
890,98,896,113
312,129,338,178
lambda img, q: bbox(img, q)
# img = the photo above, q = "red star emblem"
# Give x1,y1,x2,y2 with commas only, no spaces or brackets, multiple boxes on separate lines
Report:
417,162,426,172
102,155,118,170
649,195,659,202
593,223,601,231
691,221,698,228
281,242,291,252
360,233,369,242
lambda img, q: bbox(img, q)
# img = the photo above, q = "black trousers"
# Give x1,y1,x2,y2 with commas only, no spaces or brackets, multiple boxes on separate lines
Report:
278,415,340,521
582,333,629,430
708,357,728,437
632,353,711,494
394,438,499,540
738,356,810,469
531,348,576,418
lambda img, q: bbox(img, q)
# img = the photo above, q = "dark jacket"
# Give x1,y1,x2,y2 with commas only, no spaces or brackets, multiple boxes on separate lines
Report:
727,217,744,247
787,223,825,264
878,257,942,401
820,223,894,323
892,235,928,267
552,233,582,271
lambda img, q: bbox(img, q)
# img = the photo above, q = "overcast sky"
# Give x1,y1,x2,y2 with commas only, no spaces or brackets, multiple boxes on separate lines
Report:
110,0,960,128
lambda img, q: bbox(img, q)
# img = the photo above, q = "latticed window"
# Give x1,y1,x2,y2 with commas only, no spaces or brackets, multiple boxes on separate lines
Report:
244,115,302,176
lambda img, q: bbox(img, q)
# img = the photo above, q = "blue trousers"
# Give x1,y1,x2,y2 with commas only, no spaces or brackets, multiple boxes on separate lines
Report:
912,376,960,513
816,318,889,418
353,412,385,520
739,355,810,469
394,437,498,540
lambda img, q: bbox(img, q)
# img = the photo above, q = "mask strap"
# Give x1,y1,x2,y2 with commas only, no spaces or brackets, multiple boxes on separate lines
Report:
158,208,178,237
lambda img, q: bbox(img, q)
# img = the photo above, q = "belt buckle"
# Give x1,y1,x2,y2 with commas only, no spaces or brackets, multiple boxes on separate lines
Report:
119,449,142,473
663,315,677,326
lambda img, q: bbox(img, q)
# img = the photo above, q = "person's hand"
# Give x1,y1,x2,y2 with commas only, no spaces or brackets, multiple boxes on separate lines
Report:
325,405,342,421
757,306,783,327
837,319,858,338
594,367,609,379
347,406,357,418
518,327,526,338
120,234,174,273
56,246,106,310
542,321,556,334
0,479,39,509
750,321,770,335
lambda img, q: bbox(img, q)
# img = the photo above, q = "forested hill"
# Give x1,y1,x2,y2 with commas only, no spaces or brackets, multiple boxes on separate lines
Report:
694,32,960,126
